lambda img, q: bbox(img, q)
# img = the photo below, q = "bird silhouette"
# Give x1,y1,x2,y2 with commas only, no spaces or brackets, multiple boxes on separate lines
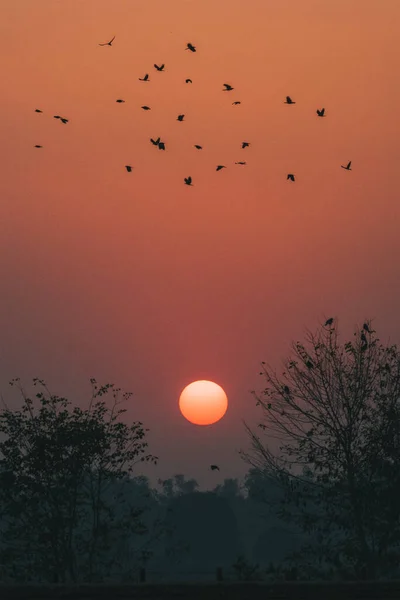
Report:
139,74,149,81
35,109,42,113
361,332,368,345
150,137,161,146
116,99,125,103
363,323,375,333
141,106,151,110
284,96,296,104
341,161,352,170
185,78,192,84
235,161,246,165
54,115,68,123
316,108,326,117
158,142,166,150
324,317,334,326
34,145,43,148
184,176,193,186
194,144,202,150
186,42,196,52
210,465,220,471
216,165,226,171
177,114,185,121
125,165,132,172
241,142,250,149
287,174,295,181
232,101,241,105
154,64,165,71
99,36,115,46
223,83,234,91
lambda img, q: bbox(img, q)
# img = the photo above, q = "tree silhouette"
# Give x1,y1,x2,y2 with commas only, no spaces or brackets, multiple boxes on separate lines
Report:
241,320,400,580
0,377,157,583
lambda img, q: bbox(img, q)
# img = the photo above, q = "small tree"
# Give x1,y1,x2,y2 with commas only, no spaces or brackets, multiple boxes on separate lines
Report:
240,320,400,580
0,377,157,583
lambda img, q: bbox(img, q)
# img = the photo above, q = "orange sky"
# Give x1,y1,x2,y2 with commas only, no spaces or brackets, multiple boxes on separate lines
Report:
0,0,399,489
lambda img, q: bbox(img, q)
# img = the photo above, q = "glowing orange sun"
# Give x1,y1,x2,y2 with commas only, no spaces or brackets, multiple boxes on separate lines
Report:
179,380,228,425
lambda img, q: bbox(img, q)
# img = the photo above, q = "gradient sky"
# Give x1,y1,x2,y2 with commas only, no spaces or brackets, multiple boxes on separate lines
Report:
1,0,399,489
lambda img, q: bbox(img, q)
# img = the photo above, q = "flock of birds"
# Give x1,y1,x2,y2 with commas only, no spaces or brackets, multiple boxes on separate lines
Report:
32,38,354,186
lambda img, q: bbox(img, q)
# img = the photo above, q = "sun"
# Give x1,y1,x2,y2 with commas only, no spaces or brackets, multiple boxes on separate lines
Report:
179,380,228,425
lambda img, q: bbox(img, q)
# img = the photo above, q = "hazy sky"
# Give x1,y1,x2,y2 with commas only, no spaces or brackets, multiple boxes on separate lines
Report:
1,0,399,489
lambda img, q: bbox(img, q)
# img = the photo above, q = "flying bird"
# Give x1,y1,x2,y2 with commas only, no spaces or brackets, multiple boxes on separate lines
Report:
241,142,250,149
177,114,185,121
116,99,125,103
210,465,220,471
287,174,295,181
186,42,196,52
235,161,246,165
316,108,326,117
284,96,296,104
141,106,151,110
125,165,132,172
341,161,352,170
185,78,192,84
150,137,161,146
232,101,241,105
99,36,115,46
324,317,334,327
216,165,226,171
158,142,166,150
184,176,193,186
54,115,68,123
34,145,43,148
154,64,165,71
223,83,234,91
194,144,202,150
34,109,42,113
139,74,149,81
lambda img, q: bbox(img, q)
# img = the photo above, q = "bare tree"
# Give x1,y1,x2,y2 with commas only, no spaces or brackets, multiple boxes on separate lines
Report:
240,320,400,580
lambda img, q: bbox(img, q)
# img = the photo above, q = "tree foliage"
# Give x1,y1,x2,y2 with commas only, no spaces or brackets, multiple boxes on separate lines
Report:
241,320,400,580
0,377,157,583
